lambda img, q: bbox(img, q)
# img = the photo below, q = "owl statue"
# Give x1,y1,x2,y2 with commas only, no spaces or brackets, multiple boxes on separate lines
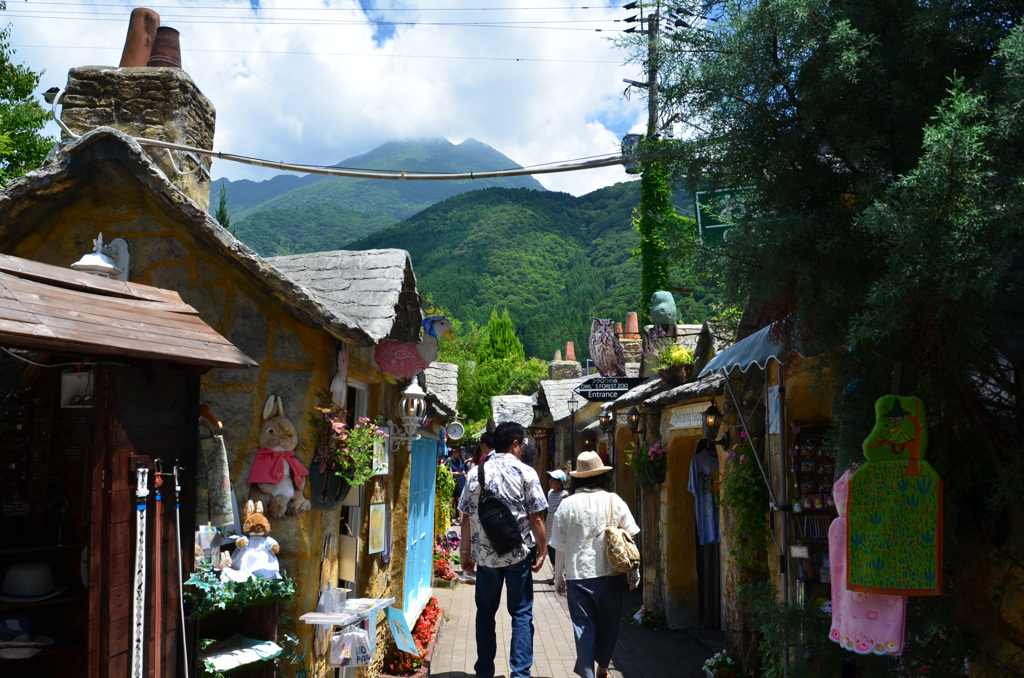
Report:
589,317,627,377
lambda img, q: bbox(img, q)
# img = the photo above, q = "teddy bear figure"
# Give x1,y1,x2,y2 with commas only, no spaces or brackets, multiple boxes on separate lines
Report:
230,500,282,580
246,394,312,519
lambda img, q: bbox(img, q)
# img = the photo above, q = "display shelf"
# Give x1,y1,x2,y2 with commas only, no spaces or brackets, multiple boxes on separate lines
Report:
300,597,395,628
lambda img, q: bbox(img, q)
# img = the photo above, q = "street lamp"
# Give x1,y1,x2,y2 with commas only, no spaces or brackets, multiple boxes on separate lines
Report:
626,405,641,433
568,394,580,469
703,402,731,449
398,381,426,440
600,410,613,432
532,400,545,426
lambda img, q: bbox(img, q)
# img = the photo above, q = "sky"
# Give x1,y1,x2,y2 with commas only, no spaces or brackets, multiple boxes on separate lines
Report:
7,0,651,196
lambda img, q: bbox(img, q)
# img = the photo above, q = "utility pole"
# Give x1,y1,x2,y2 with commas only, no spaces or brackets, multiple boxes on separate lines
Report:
647,8,659,137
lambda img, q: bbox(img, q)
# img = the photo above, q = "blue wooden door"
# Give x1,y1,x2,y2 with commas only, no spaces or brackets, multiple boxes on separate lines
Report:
403,437,436,625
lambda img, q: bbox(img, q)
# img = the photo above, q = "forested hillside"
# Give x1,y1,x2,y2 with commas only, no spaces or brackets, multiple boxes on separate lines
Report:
351,181,717,360
211,138,545,256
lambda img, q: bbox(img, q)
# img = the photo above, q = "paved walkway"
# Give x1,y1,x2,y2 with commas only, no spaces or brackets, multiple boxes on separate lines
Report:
428,571,722,678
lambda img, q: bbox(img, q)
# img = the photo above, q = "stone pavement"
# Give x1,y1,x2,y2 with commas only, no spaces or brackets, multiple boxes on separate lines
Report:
428,572,723,678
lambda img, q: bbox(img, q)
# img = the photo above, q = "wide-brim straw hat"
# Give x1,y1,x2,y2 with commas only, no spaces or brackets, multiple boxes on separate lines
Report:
570,451,613,478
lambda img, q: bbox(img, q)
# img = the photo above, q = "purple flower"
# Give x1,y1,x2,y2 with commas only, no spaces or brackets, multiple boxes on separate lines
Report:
740,430,748,439
740,454,747,462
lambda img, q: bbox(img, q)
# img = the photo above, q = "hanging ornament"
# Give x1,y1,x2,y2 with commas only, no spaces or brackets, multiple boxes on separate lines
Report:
847,395,942,596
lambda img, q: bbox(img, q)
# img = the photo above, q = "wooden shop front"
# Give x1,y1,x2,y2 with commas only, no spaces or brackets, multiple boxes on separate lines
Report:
0,255,255,677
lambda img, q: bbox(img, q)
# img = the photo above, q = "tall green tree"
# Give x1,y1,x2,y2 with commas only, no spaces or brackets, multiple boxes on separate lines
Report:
478,308,525,363
622,0,1024,672
0,20,53,186
215,183,231,230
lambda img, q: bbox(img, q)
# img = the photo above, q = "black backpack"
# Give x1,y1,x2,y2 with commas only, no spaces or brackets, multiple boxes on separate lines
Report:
476,461,523,556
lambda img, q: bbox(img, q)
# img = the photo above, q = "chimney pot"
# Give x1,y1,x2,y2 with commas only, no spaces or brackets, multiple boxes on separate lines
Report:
565,342,576,361
119,8,160,67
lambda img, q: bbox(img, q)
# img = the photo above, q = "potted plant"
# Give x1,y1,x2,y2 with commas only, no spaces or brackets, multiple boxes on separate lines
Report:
643,327,696,384
626,439,668,486
718,432,771,575
702,650,739,678
312,396,389,487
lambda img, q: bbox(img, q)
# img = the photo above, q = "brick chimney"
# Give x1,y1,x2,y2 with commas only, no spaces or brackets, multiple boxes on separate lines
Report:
60,66,215,211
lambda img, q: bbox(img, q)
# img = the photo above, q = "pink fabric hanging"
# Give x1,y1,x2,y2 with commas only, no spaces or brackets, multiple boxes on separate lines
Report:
829,470,906,655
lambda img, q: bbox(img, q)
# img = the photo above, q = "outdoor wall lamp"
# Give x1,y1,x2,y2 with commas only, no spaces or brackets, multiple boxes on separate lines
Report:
532,400,545,425
70,233,130,281
397,381,426,440
600,410,613,432
626,405,640,433
703,402,732,449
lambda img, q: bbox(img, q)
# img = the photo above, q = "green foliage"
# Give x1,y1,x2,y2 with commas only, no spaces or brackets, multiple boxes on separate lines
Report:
310,392,385,487
625,439,667,486
741,582,850,678
355,183,721,360
435,462,455,535
184,559,296,622
479,308,525,362
0,23,54,186
622,0,1024,668
718,437,771,576
459,356,549,425
214,183,231,231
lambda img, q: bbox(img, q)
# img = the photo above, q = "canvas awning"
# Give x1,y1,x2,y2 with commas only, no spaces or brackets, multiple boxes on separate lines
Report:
697,321,801,378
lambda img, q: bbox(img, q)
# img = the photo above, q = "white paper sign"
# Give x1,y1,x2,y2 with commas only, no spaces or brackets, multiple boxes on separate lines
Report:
669,402,713,430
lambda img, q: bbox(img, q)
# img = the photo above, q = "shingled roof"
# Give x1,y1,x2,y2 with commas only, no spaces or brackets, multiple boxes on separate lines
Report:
0,127,415,346
491,394,534,427
539,375,590,422
421,361,459,415
269,249,419,345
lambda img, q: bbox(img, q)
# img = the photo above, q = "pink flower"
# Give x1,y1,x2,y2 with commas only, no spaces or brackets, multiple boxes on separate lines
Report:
740,430,748,439
740,455,747,462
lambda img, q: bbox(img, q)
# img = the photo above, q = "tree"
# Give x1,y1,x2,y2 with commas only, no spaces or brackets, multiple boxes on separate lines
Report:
0,21,54,186
622,0,1024,672
215,183,231,230
477,308,525,363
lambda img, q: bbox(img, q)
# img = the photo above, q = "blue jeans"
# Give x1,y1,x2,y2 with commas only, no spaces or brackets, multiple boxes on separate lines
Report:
566,575,624,678
474,556,534,678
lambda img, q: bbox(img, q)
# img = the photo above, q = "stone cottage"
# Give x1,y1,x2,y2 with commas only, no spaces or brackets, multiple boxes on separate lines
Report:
0,65,437,677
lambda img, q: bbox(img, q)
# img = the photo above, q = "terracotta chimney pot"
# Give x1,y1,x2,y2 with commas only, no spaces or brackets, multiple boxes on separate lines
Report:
565,342,576,361
615,322,623,336
625,312,640,339
119,8,160,67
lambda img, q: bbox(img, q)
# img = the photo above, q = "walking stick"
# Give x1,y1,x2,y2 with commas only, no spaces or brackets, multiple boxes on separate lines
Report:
132,461,150,678
173,464,190,678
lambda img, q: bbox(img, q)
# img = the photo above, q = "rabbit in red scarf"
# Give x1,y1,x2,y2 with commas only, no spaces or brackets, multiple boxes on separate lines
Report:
247,394,311,519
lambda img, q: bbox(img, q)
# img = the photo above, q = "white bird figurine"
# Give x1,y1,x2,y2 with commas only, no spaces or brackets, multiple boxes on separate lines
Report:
374,316,454,383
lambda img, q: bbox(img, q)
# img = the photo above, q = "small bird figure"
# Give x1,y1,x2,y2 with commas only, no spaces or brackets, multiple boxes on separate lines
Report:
375,316,454,383
589,317,627,377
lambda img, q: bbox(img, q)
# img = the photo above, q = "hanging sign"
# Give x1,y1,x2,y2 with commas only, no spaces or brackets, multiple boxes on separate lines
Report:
573,377,646,402
847,395,942,596
669,402,713,429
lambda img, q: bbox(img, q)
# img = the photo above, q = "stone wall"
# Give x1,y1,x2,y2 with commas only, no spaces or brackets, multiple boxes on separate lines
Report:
548,360,582,380
60,66,215,211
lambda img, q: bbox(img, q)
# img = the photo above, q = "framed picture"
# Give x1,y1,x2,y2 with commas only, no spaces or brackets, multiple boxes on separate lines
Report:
368,502,387,554
373,424,390,475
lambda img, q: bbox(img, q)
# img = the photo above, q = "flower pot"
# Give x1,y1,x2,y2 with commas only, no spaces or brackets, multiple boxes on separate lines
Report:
658,363,691,385
644,461,666,485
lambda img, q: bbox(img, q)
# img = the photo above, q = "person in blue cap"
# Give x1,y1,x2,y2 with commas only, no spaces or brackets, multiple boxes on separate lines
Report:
545,469,569,591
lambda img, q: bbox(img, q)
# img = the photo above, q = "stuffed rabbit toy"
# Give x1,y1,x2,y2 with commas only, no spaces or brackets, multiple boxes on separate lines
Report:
246,394,312,519
231,500,281,579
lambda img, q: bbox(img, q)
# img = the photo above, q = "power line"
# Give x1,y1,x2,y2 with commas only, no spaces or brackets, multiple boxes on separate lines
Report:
15,42,622,64
27,1,607,11
4,8,623,31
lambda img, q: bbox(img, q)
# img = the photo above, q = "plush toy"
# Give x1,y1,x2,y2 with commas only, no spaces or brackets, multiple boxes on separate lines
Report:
230,500,281,580
247,394,312,519
374,316,454,383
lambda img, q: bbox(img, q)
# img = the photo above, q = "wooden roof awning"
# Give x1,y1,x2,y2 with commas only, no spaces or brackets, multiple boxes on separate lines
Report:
0,254,257,369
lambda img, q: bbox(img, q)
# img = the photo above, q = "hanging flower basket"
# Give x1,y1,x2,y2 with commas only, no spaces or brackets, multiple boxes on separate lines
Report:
657,363,691,385
644,460,667,485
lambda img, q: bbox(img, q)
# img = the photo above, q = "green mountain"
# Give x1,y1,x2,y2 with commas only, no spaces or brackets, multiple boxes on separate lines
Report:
210,138,546,256
350,182,717,361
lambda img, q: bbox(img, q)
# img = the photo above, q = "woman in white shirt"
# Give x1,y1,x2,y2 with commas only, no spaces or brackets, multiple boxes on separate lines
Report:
549,451,640,678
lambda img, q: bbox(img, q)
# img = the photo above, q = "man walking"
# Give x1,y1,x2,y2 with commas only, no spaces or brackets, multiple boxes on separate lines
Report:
460,422,548,678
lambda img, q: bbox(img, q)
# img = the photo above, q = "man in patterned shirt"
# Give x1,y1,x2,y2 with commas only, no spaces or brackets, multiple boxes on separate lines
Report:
459,421,548,678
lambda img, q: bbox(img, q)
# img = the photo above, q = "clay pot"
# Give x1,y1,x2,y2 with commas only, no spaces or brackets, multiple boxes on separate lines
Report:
625,311,640,339
147,26,182,68
119,8,160,67
657,363,691,385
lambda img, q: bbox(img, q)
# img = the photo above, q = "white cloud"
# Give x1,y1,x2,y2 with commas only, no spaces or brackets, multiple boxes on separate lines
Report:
11,0,647,195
